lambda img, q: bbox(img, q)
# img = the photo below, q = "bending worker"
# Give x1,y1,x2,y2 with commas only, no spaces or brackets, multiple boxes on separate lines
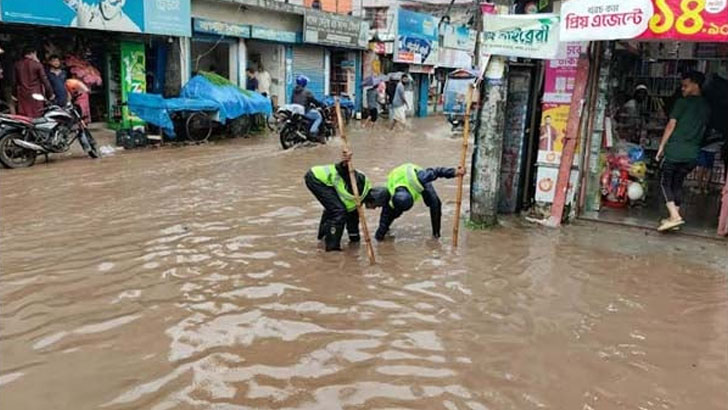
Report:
375,163,465,241
305,152,388,251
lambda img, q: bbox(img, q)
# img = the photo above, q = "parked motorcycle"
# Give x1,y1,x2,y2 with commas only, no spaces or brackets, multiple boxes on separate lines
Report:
322,94,354,125
0,93,99,168
279,104,335,150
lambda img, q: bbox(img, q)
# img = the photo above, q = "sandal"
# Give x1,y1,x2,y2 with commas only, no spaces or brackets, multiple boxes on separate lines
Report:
660,218,682,231
658,218,685,232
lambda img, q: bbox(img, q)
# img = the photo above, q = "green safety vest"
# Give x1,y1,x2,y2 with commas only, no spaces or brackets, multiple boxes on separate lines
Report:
311,164,371,212
387,163,424,206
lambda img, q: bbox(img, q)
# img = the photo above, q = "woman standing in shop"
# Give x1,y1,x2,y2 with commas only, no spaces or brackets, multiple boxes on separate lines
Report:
656,71,711,232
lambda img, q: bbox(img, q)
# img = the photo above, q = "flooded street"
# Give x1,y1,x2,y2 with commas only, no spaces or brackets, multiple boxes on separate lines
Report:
1,119,727,410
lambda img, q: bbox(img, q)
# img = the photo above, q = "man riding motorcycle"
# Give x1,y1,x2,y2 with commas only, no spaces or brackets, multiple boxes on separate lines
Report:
291,75,323,139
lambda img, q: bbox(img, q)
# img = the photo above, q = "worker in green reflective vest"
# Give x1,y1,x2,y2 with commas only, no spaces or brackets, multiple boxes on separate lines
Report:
304,152,388,251
375,163,465,241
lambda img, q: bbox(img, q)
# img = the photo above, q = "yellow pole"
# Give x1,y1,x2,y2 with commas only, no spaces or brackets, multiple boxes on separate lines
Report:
452,84,474,248
335,99,376,264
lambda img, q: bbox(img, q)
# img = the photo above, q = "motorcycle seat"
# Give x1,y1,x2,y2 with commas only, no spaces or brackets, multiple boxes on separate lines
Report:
2,114,33,124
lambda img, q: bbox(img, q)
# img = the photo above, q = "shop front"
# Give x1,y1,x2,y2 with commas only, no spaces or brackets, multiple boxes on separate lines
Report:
478,11,561,213
191,0,304,97
0,0,191,128
555,0,728,237
190,18,246,85
246,26,299,108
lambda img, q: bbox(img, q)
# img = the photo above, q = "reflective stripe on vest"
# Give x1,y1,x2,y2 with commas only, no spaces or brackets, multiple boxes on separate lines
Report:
311,164,335,186
387,163,424,206
311,164,371,212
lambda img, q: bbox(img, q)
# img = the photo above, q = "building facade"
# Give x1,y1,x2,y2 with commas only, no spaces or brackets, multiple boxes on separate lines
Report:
189,0,367,109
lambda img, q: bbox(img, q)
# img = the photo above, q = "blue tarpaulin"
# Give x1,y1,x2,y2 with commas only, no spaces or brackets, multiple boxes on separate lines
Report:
127,74,272,138
128,93,219,137
322,95,354,111
181,75,272,122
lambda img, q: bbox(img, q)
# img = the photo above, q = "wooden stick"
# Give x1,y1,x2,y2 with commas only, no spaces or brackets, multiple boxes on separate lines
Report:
335,99,376,265
452,84,474,248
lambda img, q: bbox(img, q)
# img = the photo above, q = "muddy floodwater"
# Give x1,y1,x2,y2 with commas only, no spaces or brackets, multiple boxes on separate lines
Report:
1,120,727,409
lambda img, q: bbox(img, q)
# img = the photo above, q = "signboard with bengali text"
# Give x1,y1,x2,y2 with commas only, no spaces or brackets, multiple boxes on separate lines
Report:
561,0,728,42
303,9,367,49
560,0,651,41
482,14,560,60
193,18,250,38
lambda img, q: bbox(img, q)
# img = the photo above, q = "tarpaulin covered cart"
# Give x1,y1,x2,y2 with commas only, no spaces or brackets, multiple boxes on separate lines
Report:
128,72,272,141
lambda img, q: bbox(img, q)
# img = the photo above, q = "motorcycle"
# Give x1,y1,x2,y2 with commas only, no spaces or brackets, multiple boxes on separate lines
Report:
447,102,478,133
279,104,335,150
0,93,99,168
322,94,354,125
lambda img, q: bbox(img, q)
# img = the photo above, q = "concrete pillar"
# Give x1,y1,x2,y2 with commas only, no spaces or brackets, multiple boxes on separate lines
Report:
237,39,247,88
165,38,183,97
470,56,508,226
324,50,331,95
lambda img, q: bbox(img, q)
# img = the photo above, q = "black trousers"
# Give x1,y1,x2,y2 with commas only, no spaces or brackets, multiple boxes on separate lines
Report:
305,171,359,251
660,160,696,207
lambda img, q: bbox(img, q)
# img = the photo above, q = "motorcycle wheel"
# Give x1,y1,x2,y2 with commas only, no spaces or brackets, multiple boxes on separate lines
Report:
279,126,300,150
0,132,36,168
79,129,100,159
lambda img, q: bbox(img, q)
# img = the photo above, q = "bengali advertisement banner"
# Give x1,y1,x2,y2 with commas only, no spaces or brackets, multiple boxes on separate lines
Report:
395,9,439,65
0,0,192,37
542,42,586,104
561,0,728,42
639,0,728,41
482,14,560,60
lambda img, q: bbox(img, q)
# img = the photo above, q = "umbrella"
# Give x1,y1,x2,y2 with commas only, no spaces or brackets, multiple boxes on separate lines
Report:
387,71,406,81
362,75,387,87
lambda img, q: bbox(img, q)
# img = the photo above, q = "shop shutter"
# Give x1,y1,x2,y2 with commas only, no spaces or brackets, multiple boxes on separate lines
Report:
292,46,325,101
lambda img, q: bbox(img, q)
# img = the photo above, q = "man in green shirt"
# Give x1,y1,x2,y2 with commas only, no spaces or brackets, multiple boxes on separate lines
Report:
656,71,711,232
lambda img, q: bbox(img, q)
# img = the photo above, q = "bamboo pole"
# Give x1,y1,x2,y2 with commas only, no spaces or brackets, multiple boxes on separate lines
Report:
335,99,376,264
452,84,474,248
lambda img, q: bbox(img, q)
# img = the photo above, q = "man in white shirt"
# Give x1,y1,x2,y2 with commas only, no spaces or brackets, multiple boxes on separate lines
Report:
257,64,272,97
72,0,141,33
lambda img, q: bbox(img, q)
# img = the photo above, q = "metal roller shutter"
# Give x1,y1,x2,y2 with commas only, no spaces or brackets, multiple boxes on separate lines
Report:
292,46,325,101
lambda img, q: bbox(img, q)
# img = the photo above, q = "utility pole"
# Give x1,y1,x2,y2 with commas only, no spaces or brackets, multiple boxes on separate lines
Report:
470,0,509,227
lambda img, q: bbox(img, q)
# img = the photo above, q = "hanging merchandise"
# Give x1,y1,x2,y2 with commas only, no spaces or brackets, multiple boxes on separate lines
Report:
599,142,650,208
65,54,102,87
